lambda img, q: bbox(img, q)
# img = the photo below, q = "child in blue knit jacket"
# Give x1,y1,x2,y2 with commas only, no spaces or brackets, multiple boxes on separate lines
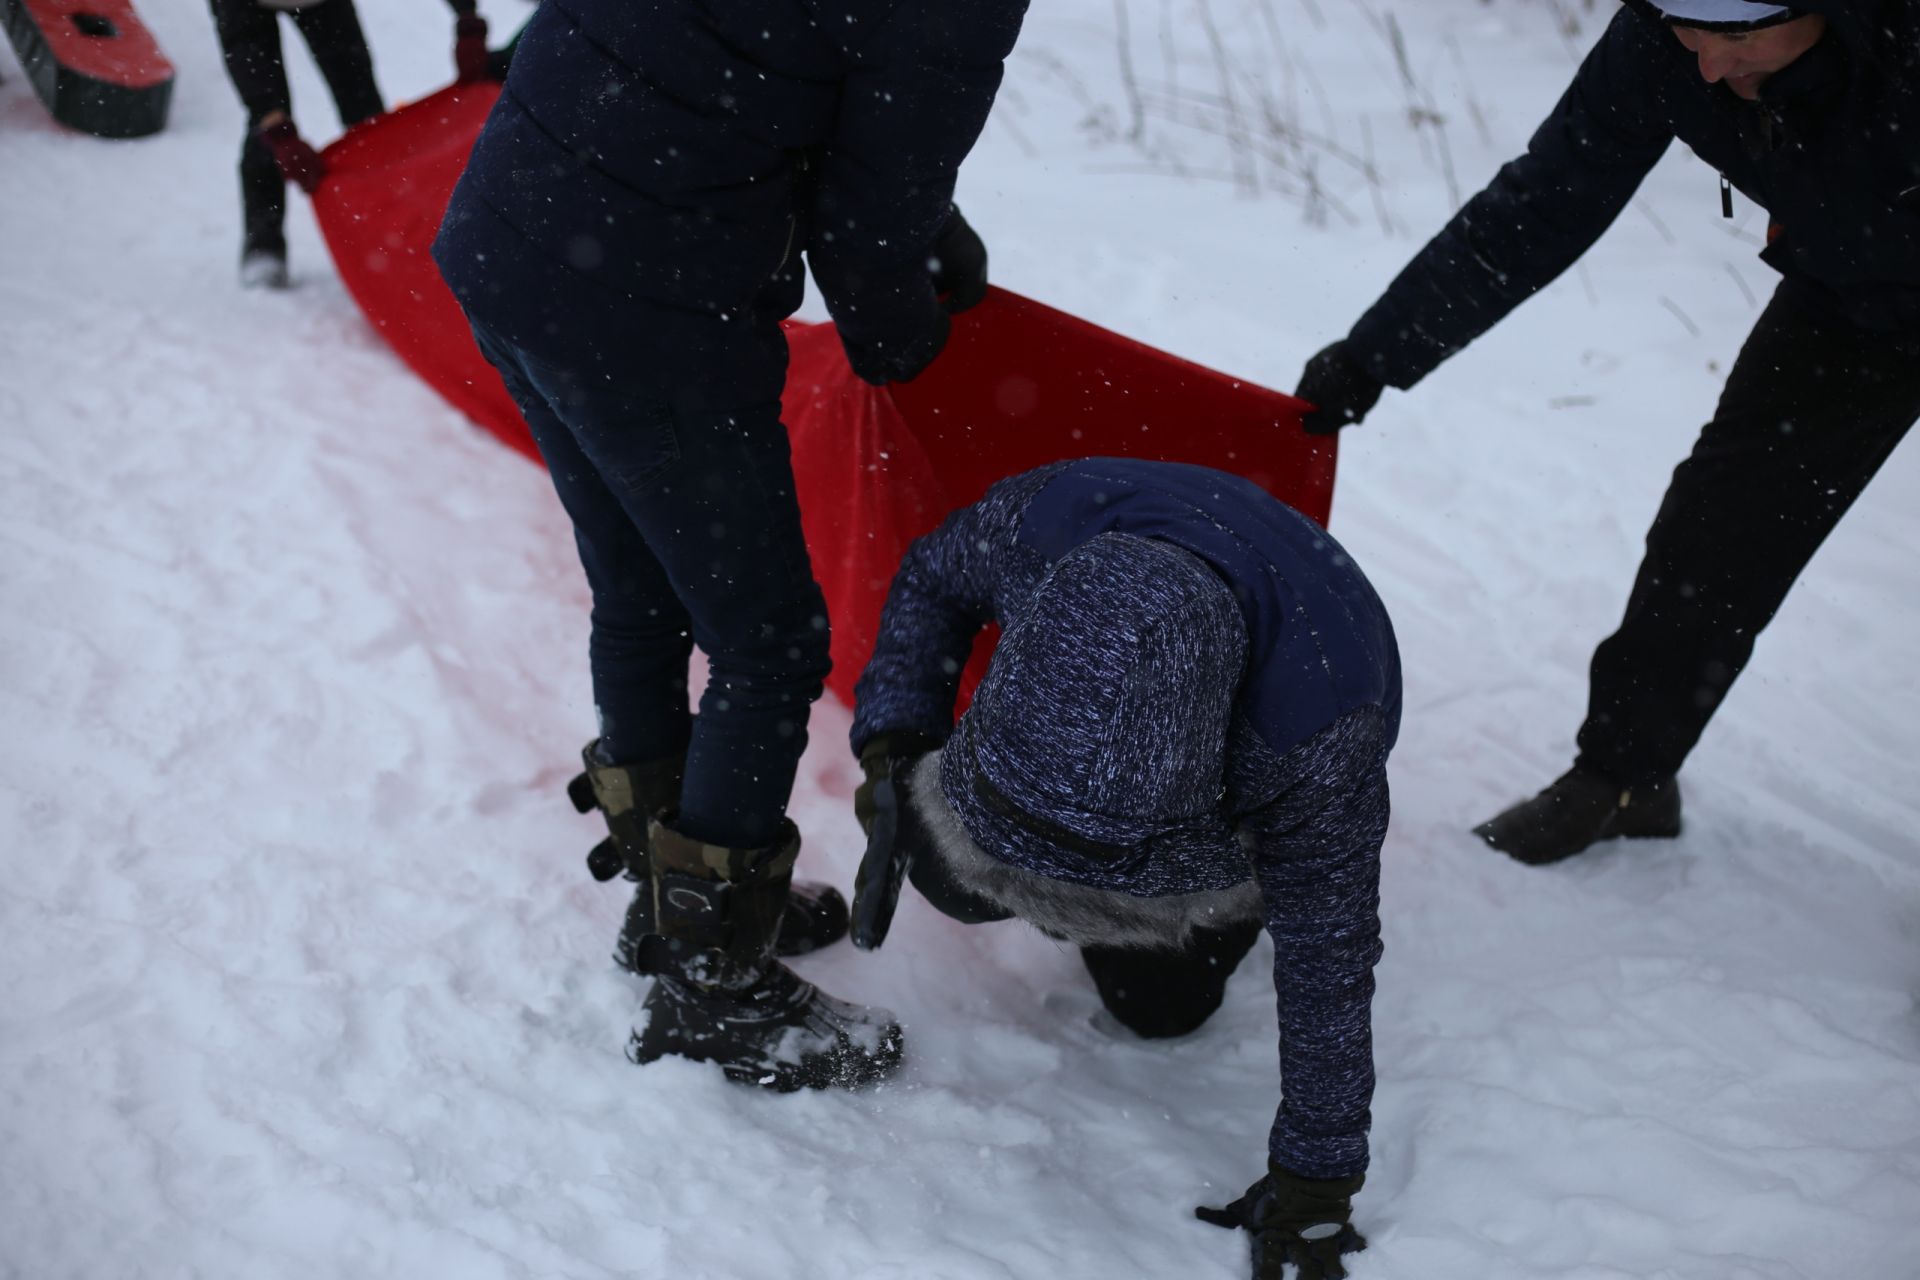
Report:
853,458,1400,1280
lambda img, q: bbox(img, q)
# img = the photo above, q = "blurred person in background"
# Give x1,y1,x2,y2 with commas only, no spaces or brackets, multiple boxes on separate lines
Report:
209,0,504,287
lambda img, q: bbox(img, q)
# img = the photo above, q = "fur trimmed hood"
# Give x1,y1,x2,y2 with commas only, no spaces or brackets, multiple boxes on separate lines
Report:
905,754,1262,949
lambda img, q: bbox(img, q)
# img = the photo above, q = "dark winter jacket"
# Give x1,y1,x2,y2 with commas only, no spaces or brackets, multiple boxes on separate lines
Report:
431,0,1028,403
852,459,1402,1178
1348,0,1920,389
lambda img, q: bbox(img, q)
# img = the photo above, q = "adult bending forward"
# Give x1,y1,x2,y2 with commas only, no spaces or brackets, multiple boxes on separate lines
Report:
1295,0,1920,863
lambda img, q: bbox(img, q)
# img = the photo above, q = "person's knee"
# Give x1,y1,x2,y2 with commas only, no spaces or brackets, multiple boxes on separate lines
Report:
1104,991,1223,1040
696,616,830,739
711,589,832,681
1081,944,1233,1040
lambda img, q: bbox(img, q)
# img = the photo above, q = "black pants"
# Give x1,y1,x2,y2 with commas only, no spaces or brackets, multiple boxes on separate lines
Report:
210,0,383,255
467,314,832,851
1577,288,1920,784
1080,919,1263,1040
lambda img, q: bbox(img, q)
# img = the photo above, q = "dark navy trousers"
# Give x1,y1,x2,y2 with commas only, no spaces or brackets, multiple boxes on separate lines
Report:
470,318,831,850
1578,288,1920,783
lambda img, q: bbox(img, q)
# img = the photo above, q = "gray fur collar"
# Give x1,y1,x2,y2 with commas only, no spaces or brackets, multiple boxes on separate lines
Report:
907,753,1262,950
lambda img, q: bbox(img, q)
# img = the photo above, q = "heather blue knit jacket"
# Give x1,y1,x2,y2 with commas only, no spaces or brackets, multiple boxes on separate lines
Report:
852,459,1401,1178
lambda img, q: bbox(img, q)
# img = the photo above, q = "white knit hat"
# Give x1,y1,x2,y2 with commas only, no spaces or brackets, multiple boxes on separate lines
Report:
1645,0,1796,30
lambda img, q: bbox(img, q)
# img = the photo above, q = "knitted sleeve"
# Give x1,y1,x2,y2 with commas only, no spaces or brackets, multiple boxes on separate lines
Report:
850,465,1059,753
1240,707,1391,1179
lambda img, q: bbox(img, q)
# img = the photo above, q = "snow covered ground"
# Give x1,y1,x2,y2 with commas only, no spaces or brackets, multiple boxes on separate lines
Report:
3,1,1917,1277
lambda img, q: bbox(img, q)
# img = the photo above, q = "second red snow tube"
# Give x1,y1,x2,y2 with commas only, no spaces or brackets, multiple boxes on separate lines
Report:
314,85,1334,708
1,0,173,137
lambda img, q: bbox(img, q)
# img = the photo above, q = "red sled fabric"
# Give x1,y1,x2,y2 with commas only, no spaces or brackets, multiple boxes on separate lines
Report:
312,84,1335,710
2,0,174,137
313,83,523,449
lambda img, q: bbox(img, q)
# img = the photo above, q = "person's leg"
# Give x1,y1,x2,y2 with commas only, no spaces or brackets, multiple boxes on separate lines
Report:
239,126,289,267
467,315,888,1088
622,398,830,848
1081,918,1263,1039
1480,291,1920,863
477,318,845,946
291,0,384,127
499,363,830,849
209,0,292,264
1577,292,1920,783
470,325,699,767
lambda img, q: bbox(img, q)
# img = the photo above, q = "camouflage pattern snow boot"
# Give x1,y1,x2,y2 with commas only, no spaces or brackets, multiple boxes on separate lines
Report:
626,817,905,1091
1473,765,1682,865
566,740,850,964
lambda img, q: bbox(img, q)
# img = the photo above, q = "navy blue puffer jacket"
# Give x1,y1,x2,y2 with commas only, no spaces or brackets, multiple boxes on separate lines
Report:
432,0,1028,401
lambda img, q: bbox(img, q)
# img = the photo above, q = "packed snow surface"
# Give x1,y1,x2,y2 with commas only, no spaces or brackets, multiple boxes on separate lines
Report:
3,2,1916,1277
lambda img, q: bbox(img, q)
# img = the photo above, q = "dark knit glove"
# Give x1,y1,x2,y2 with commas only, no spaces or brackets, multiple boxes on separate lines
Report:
1198,1163,1367,1280
454,14,492,83
851,731,940,950
854,731,941,836
930,208,989,315
843,308,951,387
259,120,326,194
1295,342,1383,435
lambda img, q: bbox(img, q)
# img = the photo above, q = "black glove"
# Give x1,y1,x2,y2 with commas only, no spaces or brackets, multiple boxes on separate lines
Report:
854,731,940,836
850,731,939,950
843,307,951,387
1198,1162,1367,1280
930,207,988,315
1295,342,1384,435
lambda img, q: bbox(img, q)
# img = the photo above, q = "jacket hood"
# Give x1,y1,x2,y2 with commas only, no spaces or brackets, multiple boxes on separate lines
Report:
908,754,1263,948
936,532,1255,896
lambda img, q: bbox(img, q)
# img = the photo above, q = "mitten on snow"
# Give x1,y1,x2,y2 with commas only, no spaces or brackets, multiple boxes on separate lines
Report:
1294,342,1383,435
930,207,989,315
454,13,492,83
1198,1162,1367,1280
843,308,951,387
259,120,326,194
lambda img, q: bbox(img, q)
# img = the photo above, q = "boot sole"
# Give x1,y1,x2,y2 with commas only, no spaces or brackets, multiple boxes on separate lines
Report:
629,1027,904,1093
1475,815,1683,866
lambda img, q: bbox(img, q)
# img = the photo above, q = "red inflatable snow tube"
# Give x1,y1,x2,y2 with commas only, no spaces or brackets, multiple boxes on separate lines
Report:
1,0,173,137
314,84,1334,707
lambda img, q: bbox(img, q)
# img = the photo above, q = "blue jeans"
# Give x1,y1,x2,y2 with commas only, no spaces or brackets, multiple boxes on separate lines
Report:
470,319,831,849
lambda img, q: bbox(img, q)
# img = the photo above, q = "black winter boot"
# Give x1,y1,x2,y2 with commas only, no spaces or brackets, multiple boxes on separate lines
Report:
1474,766,1682,865
627,818,904,1091
614,879,848,973
239,245,289,290
568,741,850,959
632,962,904,1090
